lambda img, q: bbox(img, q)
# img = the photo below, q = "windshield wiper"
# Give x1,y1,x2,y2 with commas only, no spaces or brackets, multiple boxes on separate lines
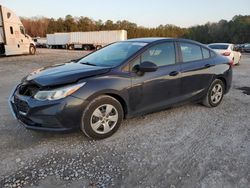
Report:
80,62,96,66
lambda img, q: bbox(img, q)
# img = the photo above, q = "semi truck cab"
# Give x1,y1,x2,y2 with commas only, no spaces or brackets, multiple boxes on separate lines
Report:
0,5,35,56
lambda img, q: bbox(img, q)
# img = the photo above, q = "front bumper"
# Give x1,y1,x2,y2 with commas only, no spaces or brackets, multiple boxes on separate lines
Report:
9,85,88,132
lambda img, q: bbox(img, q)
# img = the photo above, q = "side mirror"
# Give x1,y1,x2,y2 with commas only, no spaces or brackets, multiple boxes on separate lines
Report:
134,61,158,73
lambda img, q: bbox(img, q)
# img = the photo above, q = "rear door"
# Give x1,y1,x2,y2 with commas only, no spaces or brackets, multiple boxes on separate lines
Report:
178,42,214,100
129,42,182,114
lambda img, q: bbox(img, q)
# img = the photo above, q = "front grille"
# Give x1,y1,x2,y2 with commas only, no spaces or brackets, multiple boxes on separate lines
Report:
19,84,39,96
14,97,29,113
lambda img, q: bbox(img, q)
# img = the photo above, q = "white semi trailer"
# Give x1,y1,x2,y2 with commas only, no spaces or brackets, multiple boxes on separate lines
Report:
47,33,69,49
47,30,127,50
0,5,35,56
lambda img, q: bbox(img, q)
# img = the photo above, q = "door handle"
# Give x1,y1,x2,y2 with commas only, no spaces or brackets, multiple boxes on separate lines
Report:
205,64,211,68
169,71,179,76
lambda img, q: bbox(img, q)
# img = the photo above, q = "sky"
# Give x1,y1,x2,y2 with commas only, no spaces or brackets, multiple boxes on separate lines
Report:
1,0,250,28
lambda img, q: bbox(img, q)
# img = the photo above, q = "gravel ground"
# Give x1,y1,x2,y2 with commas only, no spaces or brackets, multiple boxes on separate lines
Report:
0,49,249,188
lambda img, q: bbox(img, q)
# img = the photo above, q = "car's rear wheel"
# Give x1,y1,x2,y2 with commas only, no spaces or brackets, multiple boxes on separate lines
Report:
81,95,124,139
202,79,225,107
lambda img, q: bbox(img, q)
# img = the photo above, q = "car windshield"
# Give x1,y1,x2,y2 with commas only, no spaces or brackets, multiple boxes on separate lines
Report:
208,44,229,50
78,42,147,67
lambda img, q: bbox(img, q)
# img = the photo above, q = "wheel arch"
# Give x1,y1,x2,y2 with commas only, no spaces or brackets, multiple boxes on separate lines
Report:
83,90,128,119
215,76,227,91
104,93,128,118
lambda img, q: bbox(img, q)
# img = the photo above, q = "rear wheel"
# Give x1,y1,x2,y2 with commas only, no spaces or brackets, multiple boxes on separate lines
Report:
68,45,74,50
81,95,124,139
96,45,102,50
202,79,225,107
29,45,36,55
83,45,90,51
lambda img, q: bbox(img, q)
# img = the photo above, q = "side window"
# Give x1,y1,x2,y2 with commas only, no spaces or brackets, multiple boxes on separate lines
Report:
210,51,216,57
10,26,13,34
180,43,203,62
130,56,141,72
141,42,176,67
20,26,25,35
202,47,210,59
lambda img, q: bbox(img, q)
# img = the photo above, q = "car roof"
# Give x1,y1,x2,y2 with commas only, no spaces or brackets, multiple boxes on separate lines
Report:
208,43,232,46
126,37,171,43
125,37,204,45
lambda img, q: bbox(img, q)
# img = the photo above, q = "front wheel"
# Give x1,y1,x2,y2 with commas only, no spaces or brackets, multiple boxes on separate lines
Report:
81,95,124,139
202,79,225,107
29,45,36,55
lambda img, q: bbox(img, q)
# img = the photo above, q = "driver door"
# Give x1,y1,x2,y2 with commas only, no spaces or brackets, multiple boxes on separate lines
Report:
18,25,30,53
129,42,182,115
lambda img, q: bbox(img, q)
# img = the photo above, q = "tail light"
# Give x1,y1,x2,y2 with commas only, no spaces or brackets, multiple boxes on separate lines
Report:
222,51,231,56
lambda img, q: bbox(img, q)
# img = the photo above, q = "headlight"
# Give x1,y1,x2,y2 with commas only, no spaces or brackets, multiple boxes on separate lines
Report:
34,82,86,101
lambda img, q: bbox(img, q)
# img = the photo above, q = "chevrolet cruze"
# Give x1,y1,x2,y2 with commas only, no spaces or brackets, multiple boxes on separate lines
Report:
9,38,232,139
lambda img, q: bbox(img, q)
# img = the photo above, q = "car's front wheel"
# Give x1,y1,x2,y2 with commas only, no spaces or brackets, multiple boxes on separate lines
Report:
29,45,36,55
81,95,124,139
202,79,225,107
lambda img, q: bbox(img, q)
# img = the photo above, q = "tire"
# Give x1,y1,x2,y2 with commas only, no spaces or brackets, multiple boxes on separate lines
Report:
96,45,102,50
29,45,36,55
81,95,124,139
202,79,225,107
68,45,74,50
83,45,90,51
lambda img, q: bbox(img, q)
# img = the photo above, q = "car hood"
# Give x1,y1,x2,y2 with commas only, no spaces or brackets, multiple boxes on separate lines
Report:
24,62,111,87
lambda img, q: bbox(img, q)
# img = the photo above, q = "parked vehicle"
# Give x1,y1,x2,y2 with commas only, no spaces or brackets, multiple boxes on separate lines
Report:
9,38,232,139
0,5,35,56
33,37,47,48
234,44,244,52
46,30,127,50
208,43,241,65
47,33,69,49
242,43,250,53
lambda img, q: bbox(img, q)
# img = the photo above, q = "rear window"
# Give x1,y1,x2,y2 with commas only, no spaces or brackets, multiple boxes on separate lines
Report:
202,48,210,59
208,44,229,50
180,43,203,62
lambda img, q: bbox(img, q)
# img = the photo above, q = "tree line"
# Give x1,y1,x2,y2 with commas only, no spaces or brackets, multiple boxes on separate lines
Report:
20,15,250,44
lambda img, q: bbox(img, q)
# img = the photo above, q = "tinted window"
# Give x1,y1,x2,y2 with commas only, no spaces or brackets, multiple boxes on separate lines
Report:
202,48,210,59
10,26,13,34
180,43,203,62
141,42,176,67
208,44,229,50
211,51,216,57
78,42,147,67
20,26,25,35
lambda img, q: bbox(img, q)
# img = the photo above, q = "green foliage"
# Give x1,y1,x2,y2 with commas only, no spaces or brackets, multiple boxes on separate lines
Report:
21,15,250,43
185,15,250,43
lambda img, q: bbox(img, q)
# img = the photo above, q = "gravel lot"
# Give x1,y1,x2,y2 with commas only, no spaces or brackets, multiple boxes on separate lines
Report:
0,49,249,188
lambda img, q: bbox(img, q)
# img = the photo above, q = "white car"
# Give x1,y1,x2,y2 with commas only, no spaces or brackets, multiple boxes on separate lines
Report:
208,43,241,65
